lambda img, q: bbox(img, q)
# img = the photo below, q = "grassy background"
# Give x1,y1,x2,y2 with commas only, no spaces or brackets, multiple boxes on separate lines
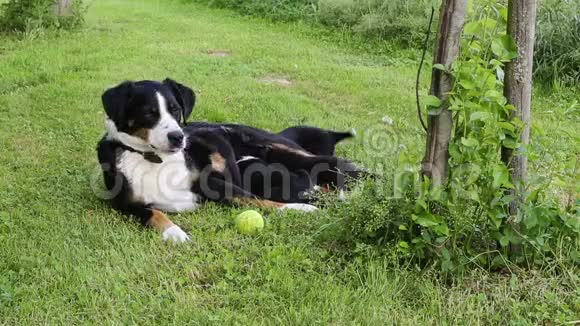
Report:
189,0,580,86
0,0,578,323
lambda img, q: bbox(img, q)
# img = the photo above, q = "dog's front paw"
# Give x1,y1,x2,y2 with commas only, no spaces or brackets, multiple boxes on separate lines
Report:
279,203,319,212
162,225,190,243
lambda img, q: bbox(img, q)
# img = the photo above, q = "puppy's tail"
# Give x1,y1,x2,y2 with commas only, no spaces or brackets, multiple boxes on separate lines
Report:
331,128,356,144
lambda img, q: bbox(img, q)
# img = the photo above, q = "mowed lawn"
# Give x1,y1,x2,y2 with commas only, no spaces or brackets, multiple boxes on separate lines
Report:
0,0,578,324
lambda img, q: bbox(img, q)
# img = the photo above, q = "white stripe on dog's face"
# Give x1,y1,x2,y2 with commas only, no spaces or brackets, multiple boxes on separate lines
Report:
148,92,183,152
105,118,150,152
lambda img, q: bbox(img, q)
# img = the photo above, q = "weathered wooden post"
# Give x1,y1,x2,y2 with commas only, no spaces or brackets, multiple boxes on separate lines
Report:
53,0,73,17
501,0,537,254
421,0,468,187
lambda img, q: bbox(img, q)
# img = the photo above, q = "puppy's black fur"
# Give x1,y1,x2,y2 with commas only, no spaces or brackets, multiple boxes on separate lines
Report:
183,122,361,197
236,156,314,203
279,126,354,156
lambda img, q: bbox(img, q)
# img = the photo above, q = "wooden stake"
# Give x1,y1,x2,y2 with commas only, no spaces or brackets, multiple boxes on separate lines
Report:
501,0,537,254
421,0,468,187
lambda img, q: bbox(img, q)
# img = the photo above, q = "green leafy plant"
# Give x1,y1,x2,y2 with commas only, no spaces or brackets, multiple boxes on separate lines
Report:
534,0,580,86
338,0,579,272
191,0,435,47
0,0,84,33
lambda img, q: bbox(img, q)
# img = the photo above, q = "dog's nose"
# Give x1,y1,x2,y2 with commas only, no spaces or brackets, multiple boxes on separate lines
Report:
167,131,184,148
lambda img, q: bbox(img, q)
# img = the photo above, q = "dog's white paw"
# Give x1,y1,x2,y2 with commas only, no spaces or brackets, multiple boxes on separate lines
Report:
279,203,319,212
162,225,190,243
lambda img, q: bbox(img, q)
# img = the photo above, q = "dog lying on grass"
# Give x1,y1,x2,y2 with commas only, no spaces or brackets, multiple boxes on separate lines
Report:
97,78,363,242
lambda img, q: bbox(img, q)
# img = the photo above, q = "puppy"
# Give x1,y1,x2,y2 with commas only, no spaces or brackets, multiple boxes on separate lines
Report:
278,126,355,156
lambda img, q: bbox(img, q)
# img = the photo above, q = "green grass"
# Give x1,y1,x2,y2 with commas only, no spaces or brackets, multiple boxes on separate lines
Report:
0,0,578,324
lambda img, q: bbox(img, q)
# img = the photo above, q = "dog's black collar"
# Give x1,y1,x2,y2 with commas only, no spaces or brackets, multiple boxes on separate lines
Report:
116,142,163,164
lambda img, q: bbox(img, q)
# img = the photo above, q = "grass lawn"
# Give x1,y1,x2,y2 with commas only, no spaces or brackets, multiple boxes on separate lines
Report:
0,0,578,324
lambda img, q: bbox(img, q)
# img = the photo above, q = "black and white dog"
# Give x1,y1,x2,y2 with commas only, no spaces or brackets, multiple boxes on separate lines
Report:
97,79,361,243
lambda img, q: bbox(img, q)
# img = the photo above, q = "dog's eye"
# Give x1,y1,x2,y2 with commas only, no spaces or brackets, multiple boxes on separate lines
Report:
144,107,158,119
169,105,181,116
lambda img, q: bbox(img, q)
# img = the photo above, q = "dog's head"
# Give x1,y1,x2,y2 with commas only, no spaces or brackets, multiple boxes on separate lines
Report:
102,78,195,152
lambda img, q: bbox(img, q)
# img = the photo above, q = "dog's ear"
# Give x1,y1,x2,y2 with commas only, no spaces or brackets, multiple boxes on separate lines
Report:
102,81,134,128
163,78,196,124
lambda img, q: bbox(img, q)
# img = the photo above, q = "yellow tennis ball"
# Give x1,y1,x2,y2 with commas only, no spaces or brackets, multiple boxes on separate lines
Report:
234,210,264,235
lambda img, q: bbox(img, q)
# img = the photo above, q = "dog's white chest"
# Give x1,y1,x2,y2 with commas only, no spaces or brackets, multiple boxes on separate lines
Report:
118,151,200,212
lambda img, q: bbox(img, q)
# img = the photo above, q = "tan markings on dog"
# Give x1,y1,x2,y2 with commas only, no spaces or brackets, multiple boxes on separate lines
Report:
132,128,150,141
210,152,226,172
147,209,175,232
270,143,314,157
232,197,285,209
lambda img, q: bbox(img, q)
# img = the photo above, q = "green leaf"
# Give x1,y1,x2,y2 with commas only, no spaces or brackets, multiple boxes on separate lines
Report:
492,164,508,188
398,241,409,249
467,189,480,202
491,40,503,58
490,210,506,229
499,6,508,22
497,227,521,247
461,137,479,147
499,234,510,247
428,107,442,116
453,163,481,186
459,79,476,90
425,95,444,115
532,122,546,136
416,214,439,227
425,95,442,107
502,138,518,149
427,186,445,202
484,90,502,100
433,224,450,236
481,17,498,30
464,21,481,35
398,224,408,231
498,121,515,132
500,195,516,205
470,111,492,122
432,63,446,71
490,59,503,67
492,35,518,62
505,104,517,112
492,164,514,188
527,188,541,203
524,211,538,229
394,170,414,198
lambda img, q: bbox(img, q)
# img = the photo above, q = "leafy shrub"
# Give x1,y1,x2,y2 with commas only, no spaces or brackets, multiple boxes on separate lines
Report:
317,0,360,27
0,0,84,32
197,0,317,22
534,0,580,85
317,0,433,46
335,167,578,272
329,0,580,272
192,0,434,47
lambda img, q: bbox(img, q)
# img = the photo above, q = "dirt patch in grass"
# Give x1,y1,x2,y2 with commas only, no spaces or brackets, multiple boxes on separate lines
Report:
259,75,292,86
206,49,231,57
